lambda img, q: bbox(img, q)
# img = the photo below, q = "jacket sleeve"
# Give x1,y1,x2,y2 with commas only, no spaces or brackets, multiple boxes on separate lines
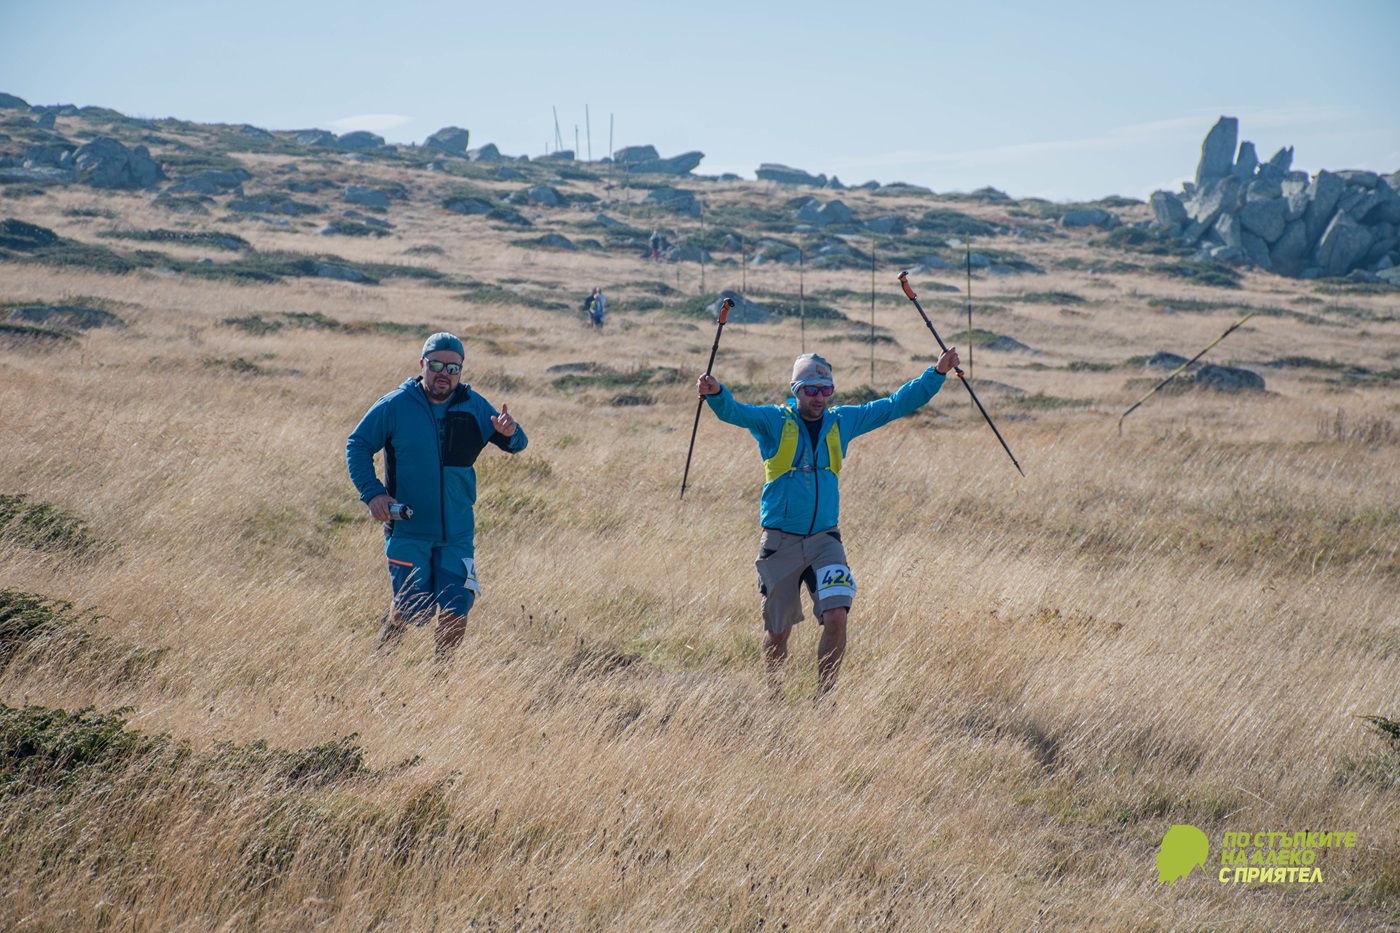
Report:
839,367,947,443
346,397,392,503
704,386,782,458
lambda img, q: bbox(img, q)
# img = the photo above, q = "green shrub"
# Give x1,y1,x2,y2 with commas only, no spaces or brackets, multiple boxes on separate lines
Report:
1148,261,1242,289
0,494,100,558
101,229,250,250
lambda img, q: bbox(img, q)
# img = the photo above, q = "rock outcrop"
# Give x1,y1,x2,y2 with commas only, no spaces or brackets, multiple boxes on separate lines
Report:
1153,117,1400,283
756,163,827,187
73,137,164,189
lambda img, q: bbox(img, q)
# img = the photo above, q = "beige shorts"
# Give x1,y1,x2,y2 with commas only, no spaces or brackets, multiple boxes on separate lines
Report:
755,528,855,634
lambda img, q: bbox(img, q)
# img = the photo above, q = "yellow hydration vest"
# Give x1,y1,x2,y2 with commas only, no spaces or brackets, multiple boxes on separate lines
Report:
764,405,842,483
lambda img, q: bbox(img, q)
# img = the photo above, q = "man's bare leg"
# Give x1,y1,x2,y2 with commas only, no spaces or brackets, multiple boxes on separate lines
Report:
434,611,468,659
375,605,408,651
816,607,848,697
762,627,790,695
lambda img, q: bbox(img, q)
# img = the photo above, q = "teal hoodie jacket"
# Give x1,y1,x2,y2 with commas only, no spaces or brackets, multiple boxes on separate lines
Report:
346,377,527,554
705,367,946,535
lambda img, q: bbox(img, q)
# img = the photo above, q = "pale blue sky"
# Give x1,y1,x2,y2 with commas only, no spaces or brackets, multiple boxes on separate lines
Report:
3,0,1396,202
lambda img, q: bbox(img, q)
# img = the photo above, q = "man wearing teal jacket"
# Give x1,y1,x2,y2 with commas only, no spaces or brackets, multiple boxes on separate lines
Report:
347,333,527,659
697,349,958,695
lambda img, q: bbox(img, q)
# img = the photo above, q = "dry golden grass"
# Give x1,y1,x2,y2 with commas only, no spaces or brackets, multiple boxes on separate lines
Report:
1,156,1398,931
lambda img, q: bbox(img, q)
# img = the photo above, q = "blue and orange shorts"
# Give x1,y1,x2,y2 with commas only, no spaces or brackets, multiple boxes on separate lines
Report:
385,537,479,622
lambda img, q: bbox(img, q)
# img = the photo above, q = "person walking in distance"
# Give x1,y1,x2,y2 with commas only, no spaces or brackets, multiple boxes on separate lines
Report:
649,228,661,261
347,332,528,659
589,287,606,328
695,349,959,697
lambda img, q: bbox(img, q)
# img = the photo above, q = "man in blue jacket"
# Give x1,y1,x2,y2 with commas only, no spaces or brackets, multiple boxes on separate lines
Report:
347,332,527,658
697,348,958,696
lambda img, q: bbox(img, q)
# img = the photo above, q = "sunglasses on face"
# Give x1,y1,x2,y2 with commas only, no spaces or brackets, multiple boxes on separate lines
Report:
800,385,834,398
424,360,462,375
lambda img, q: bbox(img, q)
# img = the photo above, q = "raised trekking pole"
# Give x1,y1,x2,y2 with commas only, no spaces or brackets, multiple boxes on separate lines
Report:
680,297,735,498
1118,312,1255,434
899,271,1024,477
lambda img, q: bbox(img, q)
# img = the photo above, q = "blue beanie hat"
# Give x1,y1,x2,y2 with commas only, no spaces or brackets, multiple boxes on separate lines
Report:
421,332,464,359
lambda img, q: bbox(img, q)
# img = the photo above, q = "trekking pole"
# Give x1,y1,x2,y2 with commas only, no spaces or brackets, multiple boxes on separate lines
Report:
898,271,1024,477
680,297,735,498
1118,312,1255,435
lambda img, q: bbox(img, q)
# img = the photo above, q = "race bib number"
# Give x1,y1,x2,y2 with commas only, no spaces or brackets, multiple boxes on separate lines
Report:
814,564,856,600
461,558,483,596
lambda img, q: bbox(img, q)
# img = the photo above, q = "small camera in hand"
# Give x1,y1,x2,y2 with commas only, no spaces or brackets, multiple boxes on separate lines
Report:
388,503,413,521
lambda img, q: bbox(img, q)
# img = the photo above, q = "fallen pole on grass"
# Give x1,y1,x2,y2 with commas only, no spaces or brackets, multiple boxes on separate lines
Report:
1118,312,1255,434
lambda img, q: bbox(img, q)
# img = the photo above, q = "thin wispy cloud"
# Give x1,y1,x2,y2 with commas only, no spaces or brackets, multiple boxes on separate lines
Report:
326,114,413,134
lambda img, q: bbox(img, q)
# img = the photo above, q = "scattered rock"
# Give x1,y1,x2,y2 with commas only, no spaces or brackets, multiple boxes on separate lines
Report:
72,137,164,189
1060,208,1120,229
316,262,372,283
344,185,392,209
1146,352,1190,369
424,126,470,156
1195,364,1265,391
710,290,777,324
443,196,495,215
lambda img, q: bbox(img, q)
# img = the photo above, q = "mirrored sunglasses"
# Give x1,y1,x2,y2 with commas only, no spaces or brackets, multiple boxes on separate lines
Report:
800,384,834,397
425,360,462,375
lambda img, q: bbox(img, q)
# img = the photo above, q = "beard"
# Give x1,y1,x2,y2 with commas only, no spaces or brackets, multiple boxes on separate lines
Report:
424,380,454,402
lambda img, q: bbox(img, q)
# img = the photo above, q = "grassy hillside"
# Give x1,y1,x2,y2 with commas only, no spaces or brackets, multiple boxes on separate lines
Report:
1,104,1398,931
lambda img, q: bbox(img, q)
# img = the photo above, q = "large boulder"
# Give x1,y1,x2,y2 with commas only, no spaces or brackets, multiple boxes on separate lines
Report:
0,92,30,109
1303,171,1345,242
524,185,564,207
613,145,660,164
344,185,392,208
756,163,827,186
296,129,338,147
1268,221,1310,277
337,131,385,150
1238,197,1287,243
795,199,853,227
1151,191,1189,227
1314,212,1374,278
424,126,470,156
72,137,163,189
628,151,704,175
468,143,504,162
1195,116,1239,185
1185,176,1243,228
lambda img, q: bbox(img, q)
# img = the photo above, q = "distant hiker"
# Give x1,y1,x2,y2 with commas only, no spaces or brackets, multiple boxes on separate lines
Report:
347,332,528,660
581,290,595,320
696,349,959,697
589,287,606,328
649,228,661,261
